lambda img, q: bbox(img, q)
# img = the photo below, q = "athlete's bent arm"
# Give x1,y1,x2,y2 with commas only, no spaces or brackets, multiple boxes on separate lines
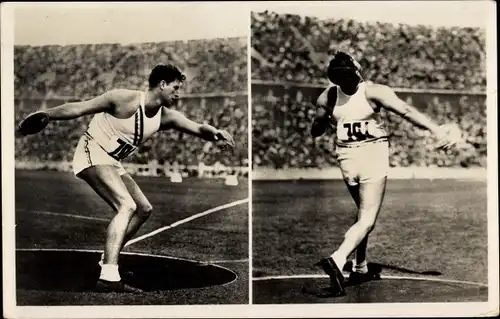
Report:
311,88,334,137
311,107,331,137
160,108,235,146
44,91,115,120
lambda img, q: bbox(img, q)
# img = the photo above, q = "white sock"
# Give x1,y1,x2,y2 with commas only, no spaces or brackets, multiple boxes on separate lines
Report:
99,264,121,282
331,251,347,272
352,259,368,274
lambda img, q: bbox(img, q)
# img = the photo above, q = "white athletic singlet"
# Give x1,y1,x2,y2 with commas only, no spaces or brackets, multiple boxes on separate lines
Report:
331,82,388,148
86,92,162,161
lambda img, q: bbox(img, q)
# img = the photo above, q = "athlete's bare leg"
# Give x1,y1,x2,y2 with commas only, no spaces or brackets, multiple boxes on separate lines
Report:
78,166,137,270
345,182,369,268
93,174,153,265
354,234,369,267
344,182,361,207
344,182,369,268
120,174,153,248
332,178,387,270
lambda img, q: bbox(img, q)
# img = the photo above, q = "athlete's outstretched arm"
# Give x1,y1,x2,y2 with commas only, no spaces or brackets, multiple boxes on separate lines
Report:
160,108,235,147
365,82,458,149
44,91,115,120
365,83,442,132
17,90,118,136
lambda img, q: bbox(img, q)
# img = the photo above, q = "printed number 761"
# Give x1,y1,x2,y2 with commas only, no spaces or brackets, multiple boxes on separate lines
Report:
343,122,374,141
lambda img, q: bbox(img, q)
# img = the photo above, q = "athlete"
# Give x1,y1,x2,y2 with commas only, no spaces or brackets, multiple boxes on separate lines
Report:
311,51,461,296
17,64,236,293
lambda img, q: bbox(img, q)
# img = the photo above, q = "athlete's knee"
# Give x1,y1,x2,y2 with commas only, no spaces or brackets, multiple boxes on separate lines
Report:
364,221,376,234
137,203,153,218
117,199,137,216
357,214,377,233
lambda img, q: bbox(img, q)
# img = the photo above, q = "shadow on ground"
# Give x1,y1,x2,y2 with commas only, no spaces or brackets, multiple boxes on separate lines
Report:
17,250,237,292
254,276,487,304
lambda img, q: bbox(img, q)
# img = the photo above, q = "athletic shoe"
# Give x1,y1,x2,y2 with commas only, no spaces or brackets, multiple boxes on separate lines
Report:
315,257,346,296
95,279,143,293
346,271,381,286
120,270,135,280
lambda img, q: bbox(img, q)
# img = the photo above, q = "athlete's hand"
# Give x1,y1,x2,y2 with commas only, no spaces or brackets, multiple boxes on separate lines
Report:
434,123,462,150
215,130,235,148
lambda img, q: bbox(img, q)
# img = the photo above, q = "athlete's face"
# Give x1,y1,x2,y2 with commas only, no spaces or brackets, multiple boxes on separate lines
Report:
332,69,362,96
328,55,363,95
159,79,182,105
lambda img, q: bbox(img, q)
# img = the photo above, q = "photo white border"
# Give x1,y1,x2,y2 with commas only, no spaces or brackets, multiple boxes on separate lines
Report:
2,1,498,318
2,1,17,316
247,7,254,306
485,0,499,311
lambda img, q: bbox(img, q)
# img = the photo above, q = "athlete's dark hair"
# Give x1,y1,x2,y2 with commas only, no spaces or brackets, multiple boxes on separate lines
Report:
327,51,362,84
328,51,359,70
148,64,186,88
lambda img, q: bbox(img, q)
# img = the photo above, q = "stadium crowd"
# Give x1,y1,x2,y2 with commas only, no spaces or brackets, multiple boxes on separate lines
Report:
15,38,248,170
251,11,487,168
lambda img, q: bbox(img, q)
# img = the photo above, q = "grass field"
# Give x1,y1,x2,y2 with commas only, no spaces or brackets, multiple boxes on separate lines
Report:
14,169,249,305
9,170,491,305
252,179,489,303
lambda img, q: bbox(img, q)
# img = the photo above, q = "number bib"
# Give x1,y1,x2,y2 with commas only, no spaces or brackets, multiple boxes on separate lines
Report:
336,120,386,143
98,135,138,160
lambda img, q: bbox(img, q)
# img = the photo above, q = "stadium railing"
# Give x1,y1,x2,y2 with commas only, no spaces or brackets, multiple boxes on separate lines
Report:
15,160,249,179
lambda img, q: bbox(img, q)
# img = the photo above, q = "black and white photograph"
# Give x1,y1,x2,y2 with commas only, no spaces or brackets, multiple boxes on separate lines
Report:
2,2,249,314
250,1,498,314
2,1,499,318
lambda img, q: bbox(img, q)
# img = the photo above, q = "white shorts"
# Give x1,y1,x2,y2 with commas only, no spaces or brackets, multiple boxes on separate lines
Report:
72,134,127,176
335,141,389,185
